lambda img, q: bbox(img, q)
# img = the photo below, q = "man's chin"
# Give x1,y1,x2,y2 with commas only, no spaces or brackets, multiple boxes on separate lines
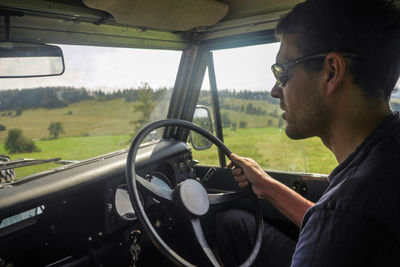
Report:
284,125,310,140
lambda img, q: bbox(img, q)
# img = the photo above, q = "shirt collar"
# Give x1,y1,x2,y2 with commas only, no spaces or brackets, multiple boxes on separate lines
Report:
327,111,400,182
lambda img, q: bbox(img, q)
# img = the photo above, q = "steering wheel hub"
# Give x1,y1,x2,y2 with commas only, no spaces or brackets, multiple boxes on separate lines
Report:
176,179,209,216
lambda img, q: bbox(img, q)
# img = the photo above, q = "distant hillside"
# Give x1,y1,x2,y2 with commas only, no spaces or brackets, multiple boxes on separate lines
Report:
0,86,168,112
0,87,92,111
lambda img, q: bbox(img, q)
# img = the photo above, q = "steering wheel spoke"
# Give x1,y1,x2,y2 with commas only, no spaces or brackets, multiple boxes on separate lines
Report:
208,190,250,205
190,217,221,267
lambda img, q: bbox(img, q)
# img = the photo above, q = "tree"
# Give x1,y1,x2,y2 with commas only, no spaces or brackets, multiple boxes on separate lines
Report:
5,129,40,154
239,121,247,128
221,113,231,128
15,107,23,116
0,124,5,131
132,83,155,132
246,103,254,114
48,122,65,139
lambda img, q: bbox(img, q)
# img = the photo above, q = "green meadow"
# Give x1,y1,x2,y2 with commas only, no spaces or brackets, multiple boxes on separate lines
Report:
191,127,338,175
0,98,139,178
12,94,400,178
0,98,138,141
1,127,338,179
0,134,132,178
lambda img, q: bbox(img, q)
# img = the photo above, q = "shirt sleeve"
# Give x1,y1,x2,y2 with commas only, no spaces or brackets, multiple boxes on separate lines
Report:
291,208,398,267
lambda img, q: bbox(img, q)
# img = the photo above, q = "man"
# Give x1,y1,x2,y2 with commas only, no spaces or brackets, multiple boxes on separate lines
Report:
217,0,400,266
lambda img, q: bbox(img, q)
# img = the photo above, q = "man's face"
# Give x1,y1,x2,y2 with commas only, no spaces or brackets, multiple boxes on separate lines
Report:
271,34,331,140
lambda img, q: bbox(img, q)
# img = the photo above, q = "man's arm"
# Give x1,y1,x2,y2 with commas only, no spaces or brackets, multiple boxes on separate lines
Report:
228,153,314,227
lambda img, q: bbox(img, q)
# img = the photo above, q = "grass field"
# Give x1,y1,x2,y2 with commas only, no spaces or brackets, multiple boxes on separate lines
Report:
0,97,173,142
0,96,345,179
2,127,337,179
220,97,281,127
0,134,132,178
191,127,337,175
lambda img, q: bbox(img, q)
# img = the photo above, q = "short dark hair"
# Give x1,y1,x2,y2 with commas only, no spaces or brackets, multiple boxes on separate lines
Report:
276,0,400,100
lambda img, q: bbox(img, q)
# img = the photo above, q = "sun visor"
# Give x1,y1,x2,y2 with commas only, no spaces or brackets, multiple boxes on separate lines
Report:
82,0,229,31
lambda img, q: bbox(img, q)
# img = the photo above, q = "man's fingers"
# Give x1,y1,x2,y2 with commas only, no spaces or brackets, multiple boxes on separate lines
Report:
238,181,248,188
226,160,233,169
229,153,240,161
229,153,244,166
234,175,247,182
232,167,243,176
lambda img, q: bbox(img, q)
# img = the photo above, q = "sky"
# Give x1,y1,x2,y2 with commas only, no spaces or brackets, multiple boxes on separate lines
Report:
204,43,280,92
0,43,281,92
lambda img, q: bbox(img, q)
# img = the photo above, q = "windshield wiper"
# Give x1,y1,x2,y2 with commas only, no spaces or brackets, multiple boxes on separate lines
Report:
0,158,60,170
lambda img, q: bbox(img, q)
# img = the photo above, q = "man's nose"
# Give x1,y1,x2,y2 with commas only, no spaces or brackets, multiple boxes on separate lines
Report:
271,83,282,98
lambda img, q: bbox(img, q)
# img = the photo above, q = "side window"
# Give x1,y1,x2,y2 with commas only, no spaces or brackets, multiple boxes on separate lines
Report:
192,43,337,175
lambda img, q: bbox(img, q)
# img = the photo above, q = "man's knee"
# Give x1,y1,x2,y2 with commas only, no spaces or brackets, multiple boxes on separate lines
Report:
216,209,297,267
216,209,255,241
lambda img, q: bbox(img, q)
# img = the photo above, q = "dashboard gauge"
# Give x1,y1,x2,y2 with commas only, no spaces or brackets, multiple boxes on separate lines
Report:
151,171,174,189
114,185,137,221
115,173,172,221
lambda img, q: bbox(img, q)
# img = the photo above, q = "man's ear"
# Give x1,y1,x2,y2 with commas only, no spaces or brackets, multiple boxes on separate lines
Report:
324,52,346,94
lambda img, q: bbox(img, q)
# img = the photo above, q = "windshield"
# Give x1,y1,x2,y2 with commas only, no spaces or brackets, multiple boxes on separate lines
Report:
0,44,181,180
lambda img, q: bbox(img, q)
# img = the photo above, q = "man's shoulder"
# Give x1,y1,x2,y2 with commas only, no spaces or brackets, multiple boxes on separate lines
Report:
358,121,400,180
314,135,400,223
348,112,400,184
310,113,400,219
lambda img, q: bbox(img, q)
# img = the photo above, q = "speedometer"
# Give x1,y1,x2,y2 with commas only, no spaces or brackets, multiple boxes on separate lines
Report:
114,174,171,221
115,185,137,221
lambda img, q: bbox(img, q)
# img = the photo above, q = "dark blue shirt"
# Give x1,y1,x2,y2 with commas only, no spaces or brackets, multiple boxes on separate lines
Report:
291,112,400,267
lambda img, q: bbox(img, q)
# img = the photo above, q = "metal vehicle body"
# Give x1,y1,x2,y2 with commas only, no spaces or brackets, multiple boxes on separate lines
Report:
0,0,399,266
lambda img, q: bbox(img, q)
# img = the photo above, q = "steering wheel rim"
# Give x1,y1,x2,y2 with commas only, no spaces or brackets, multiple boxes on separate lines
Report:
125,119,263,267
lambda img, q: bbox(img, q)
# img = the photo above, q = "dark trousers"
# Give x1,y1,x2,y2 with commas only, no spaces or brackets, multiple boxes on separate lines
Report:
216,209,297,267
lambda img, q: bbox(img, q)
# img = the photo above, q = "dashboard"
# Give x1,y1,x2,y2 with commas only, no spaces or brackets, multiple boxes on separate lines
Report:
0,140,198,266
0,138,319,266
104,141,197,237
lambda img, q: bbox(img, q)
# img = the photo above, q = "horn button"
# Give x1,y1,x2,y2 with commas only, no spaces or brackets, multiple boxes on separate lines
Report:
176,179,209,216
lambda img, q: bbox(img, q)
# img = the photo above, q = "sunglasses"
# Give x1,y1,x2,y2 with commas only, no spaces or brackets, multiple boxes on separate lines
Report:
271,53,356,87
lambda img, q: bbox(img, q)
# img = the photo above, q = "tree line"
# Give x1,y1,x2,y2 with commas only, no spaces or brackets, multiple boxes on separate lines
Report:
0,87,91,111
0,84,169,111
0,86,280,112
219,101,268,116
217,89,278,104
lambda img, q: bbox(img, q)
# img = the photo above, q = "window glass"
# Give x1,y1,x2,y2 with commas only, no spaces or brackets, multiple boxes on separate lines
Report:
0,45,181,179
192,43,338,175
190,67,220,164
390,78,400,111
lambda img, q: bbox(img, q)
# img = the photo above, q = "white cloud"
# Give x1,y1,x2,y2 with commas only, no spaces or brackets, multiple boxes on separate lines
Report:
202,42,280,91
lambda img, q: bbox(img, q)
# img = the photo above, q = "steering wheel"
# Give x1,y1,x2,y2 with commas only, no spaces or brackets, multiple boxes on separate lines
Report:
125,119,263,267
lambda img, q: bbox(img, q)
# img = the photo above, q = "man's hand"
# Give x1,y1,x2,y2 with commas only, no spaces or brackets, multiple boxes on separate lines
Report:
227,152,314,227
227,153,271,198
